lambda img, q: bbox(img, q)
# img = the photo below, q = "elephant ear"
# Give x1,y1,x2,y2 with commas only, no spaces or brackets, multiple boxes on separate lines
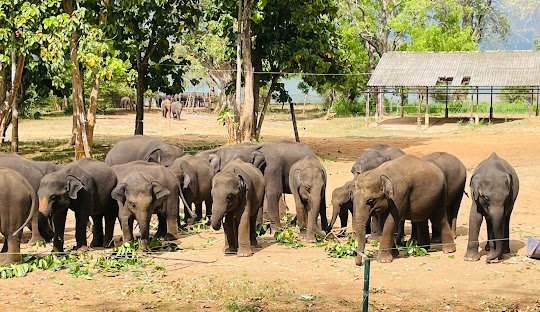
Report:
208,154,221,174
151,181,170,199
144,148,162,164
67,175,85,200
470,174,479,201
111,183,127,204
250,151,266,174
380,174,395,202
505,173,514,205
293,168,303,184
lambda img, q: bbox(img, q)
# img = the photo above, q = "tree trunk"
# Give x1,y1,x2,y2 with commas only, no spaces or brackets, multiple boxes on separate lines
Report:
0,66,6,105
251,55,261,138
0,54,25,148
255,75,279,140
234,0,242,143
239,0,254,142
135,51,146,135
11,52,18,153
290,101,299,143
65,0,91,159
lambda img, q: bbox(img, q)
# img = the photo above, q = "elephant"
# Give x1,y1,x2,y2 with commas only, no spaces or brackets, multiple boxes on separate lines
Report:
162,99,172,118
289,156,327,242
0,168,38,265
464,153,519,263
350,143,405,239
353,155,456,265
422,152,466,242
171,101,183,120
105,135,184,167
351,143,405,178
111,161,184,250
120,96,133,110
329,180,355,230
37,158,118,252
154,94,163,108
0,154,61,244
211,159,265,257
200,141,326,231
168,155,214,225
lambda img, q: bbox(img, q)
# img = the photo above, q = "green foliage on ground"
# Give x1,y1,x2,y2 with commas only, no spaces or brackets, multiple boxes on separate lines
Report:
398,239,428,257
323,235,358,258
274,227,305,248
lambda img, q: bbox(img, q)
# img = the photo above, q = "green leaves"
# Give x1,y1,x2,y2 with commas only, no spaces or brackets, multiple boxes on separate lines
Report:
274,227,305,248
398,240,429,257
324,235,358,258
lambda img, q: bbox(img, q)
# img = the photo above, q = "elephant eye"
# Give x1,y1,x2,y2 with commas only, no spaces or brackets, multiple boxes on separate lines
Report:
50,195,59,200
482,195,489,202
366,198,376,206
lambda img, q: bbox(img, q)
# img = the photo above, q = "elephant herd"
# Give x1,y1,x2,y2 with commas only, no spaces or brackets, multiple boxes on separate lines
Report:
0,136,520,268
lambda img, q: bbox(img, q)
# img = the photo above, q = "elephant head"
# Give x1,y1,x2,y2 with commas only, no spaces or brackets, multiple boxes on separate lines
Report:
144,142,183,167
249,150,266,174
353,173,394,265
111,172,171,249
211,168,250,231
351,149,390,178
329,181,353,231
38,169,91,217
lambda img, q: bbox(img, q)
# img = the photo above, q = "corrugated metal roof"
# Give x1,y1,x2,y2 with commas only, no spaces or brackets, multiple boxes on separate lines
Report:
367,51,540,87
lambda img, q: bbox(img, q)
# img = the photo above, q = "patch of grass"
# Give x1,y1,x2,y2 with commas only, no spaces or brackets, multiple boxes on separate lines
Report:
226,300,262,312
318,154,337,163
0,139,110,163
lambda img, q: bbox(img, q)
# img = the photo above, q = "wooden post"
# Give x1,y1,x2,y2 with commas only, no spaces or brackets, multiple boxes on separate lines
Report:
536,86,539,116
445,82,449,118
424,87,429,127
469,88,474,123
530,87,534,118
399,87,404,118
375,87,380,123
489,87,493,120
290,101,300,143
417,90,421,130
365,89,370,126
475,86,479,124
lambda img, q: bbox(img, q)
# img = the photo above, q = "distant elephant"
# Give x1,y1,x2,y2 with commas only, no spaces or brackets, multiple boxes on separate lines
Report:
162,99,172,118
111,161,184,250
0,168,37,265
120,96,133,110
353,155,455,265
38,158,118,252
105,135,184,167
168,155,214,225
464,153,519,263
350,143,405,239
329,180,354,230
211,159,265,257
154,94,163,108
422,152,466,242
171,101,183,120
0,154,61,244
289,156,327,242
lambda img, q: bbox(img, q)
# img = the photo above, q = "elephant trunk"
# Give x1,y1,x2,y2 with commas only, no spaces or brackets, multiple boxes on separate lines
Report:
487,208,505,262
328,200,341,232
211,209,225,231
306,192,324,242
136,213,151,250
38,197,52,217
353,196,370,266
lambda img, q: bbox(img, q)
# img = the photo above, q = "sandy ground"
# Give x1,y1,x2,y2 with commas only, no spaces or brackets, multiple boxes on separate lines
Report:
1,109,540,311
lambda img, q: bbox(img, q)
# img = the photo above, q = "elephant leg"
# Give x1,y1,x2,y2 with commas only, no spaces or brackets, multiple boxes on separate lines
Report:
165,199,180,240
503,213,511,254
319,190,328,232
378,213,398,263
52,209,68,252
2,236,22,265
120,214,135,242
204,198,213,225
90,214,104,248
237,210,254,257
155,213,167,238
75,210,90,250
223,215,237,254
463,206,483,261
249,214,258,247
368,214,382,241
194,203,203,222
415,220,430,248
1,238,6,252
28,212,45,246
485,218,493,252
339,208,349,229
103,212,116,248
430,210,455,254
265,176,283,231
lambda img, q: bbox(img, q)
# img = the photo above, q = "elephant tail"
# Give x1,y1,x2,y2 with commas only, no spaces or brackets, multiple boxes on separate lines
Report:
12,189,38,237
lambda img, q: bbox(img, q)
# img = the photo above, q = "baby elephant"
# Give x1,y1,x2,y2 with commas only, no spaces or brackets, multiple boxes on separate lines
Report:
0,168,37,264
465,153,519,263
290,156,328,242
329,181,354,230
211,159,265,257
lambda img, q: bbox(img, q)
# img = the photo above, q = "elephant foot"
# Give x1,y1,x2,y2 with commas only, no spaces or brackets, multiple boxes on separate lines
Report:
0,254,22,265
250,239,259,248
503,247,511,254
204,216,212,226
431,235,442,244
442,244,456,254
464,250,481,262
378,251,395,263
90,239,103,248
484,242,490,252
486,251,503,264
28,236,46,247
306,234,317,243
223,247,238,255
367,233,381,242
163,233,179,241
355,255,364,266
237,248,253,257
76,245,90,253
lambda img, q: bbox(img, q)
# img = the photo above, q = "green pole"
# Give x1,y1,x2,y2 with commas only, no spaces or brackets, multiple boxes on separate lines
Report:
362,257,371,312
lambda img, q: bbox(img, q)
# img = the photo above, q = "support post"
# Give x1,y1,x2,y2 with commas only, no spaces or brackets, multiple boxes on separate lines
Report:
475,86,479,124
290,101,300,143
399,87,404,118
424,87,429,127
536,86,539,117
530,87,534,118
469,88,474,123
417,90,421,130
362,257,371,312
489,87,493,120
445,82,449,118
365,89,370,127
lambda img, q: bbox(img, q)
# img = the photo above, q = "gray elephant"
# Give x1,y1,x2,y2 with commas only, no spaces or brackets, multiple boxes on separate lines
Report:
329,180,355,230
422,152,466,242
464,153,519,263
0,168,37,264
197,142,257,173
168,155,214,225
111,161,184,250
38,158,118,252
0,154,60,244
120,96,133,109
289,156,327,242
171,101,183,120
211,159,265,257
105,135,184,167
162,98,172,118
353,155,455,265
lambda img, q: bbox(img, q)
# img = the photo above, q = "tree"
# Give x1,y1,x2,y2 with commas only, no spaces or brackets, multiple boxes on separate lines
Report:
110,0,198,135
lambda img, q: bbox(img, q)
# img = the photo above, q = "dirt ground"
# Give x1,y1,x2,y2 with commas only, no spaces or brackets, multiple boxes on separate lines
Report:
1,109,540,312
